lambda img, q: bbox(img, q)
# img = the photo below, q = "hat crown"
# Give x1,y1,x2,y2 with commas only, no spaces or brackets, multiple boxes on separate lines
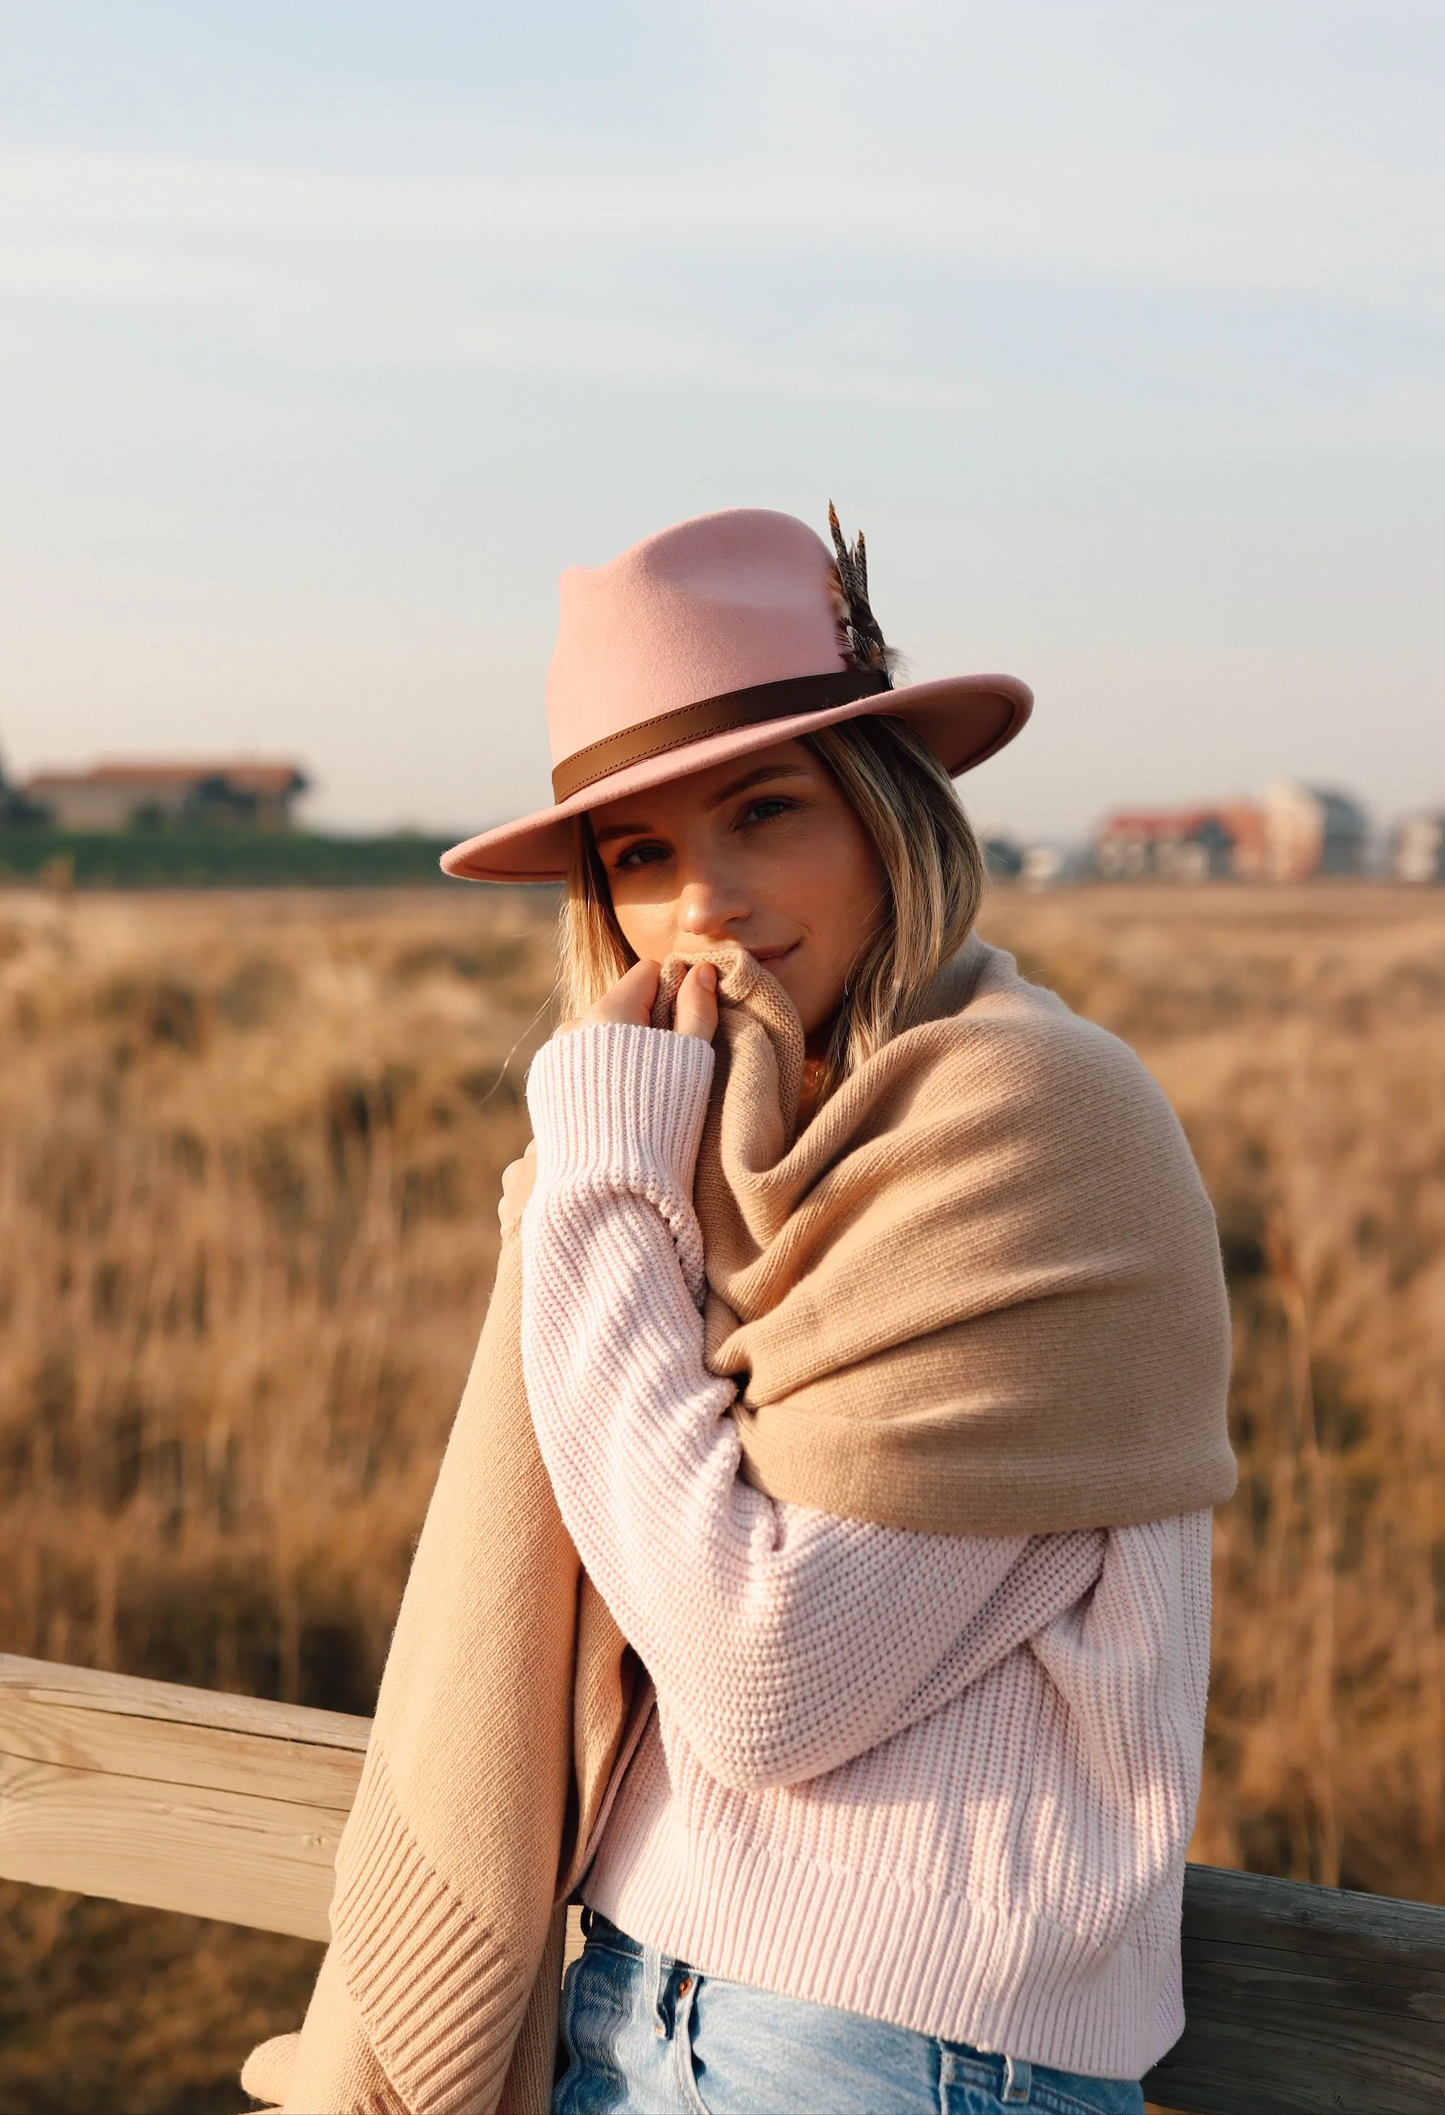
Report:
544,509,847,768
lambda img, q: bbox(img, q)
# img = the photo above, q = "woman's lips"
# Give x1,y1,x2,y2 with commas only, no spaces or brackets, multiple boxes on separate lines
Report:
745,942,799,966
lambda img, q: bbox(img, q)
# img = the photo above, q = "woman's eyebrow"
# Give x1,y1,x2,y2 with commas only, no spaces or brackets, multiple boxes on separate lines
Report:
703,764,809,811
592,766,809,844
592,817,656,845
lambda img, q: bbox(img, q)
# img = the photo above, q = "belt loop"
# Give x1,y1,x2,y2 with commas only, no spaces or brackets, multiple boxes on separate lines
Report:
1002,2054,1033,2103
642,1944,667,2037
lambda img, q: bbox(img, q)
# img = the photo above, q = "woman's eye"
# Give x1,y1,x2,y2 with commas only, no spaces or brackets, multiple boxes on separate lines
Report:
613,840,669,872
739,798,795,826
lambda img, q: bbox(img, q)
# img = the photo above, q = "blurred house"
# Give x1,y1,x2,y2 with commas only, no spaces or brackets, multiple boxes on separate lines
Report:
1095,807,1249,882
1393,812,1445,883
1215,803,1269,879
1261,782,1368,881
1095,787,1368,883
1020,844,1068,888
21,761,309,832
982,830,1078,888
982,833,1025,880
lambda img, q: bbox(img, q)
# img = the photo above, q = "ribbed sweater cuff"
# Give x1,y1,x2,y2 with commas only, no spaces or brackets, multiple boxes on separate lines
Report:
526,1022,714,1199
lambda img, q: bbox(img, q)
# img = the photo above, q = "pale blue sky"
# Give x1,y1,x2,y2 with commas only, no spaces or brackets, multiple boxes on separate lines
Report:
1,1,1441,842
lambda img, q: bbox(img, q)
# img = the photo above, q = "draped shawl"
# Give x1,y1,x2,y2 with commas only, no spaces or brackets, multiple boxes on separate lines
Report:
243,936,1234,2115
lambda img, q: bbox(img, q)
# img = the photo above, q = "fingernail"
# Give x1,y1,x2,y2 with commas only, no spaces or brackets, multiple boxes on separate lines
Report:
698,963,717,990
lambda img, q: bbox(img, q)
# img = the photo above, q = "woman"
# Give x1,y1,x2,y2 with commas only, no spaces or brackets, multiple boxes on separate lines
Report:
475,507,1234,2114
244,505,1234,2115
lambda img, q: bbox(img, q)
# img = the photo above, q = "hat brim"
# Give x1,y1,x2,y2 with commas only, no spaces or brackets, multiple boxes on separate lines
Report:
441,672,1032,883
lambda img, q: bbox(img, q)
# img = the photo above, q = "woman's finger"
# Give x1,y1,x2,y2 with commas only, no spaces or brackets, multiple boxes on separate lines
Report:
673,961,719,1043
610,957,662,1023
557,958,661,1036
498,1141,538,1231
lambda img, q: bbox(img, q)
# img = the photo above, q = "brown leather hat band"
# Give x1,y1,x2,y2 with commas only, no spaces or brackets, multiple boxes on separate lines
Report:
550,667,892,805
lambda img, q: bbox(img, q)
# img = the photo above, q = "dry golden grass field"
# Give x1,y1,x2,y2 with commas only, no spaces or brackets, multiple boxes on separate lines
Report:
0,880,1442,2112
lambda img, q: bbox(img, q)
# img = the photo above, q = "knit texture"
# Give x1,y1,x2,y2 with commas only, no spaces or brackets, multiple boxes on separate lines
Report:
244,1242,642,2115
523,1018,1213,2079
244,937,1230,2111
650,935,1236,1533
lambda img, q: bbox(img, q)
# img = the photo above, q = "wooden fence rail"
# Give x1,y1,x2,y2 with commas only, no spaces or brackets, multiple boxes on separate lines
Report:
3,1651,1444,2115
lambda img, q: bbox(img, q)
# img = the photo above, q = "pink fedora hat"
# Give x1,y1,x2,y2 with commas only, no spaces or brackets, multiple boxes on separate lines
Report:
442,506,1032,883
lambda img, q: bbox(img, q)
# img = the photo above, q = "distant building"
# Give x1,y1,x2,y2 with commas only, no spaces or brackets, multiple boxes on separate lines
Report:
1095,788,1368,883
1393,812,1445,883
21,761,309,833
1095,807,1249,882
1020,844,1067,888
982,834,1024,880
1261,783,1368,881
1216,803,1269,879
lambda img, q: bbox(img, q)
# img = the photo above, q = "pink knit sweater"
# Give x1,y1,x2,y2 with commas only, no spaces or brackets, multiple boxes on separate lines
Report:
521,1022,1210,2080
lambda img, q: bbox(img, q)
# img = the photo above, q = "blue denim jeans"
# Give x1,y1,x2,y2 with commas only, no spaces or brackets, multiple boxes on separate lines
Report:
553,1909,1147,2115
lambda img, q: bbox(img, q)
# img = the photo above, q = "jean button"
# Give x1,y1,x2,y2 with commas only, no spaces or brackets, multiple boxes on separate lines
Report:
676,1974,692,1995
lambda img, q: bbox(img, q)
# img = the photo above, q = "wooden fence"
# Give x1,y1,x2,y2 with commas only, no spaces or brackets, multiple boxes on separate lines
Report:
2,1650,1444,2114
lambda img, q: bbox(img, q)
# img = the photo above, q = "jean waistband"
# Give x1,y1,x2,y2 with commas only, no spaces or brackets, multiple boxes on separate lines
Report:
574,1908,1073,2107
578,1905,642,1957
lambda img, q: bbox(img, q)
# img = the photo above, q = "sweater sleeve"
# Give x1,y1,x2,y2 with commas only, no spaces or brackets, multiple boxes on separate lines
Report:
522,1022,1105,1793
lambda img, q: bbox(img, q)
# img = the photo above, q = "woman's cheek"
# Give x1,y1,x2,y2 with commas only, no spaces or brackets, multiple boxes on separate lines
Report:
612,900,674,960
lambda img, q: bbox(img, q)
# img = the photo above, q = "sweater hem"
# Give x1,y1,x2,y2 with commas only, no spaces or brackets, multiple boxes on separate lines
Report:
582,1819,1183,2081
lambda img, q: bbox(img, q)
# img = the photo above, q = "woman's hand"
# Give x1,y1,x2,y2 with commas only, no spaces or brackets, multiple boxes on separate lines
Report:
498,959,717,1233
498,1140,537,1235
557,957,718,1043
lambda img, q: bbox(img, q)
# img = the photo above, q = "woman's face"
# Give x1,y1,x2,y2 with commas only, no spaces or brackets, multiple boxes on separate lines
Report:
587,738,886,1043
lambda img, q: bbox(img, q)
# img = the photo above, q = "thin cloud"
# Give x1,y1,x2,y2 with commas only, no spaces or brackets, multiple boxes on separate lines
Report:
0,241,248,301
1,143,1441,322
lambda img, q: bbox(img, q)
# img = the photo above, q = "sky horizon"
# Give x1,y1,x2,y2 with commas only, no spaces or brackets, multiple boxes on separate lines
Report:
1,2,1441,845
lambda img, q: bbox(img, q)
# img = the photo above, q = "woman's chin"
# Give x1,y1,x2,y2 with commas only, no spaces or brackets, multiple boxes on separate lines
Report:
781,982,841,1043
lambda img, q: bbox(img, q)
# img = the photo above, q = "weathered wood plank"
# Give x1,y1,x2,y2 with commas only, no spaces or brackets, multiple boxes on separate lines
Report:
1143,1863,1445,2115
7,1657,1445,2112
0,1652,371,1749
0,1751,349,1938
0,1693,365,1809
0,1652,367,1940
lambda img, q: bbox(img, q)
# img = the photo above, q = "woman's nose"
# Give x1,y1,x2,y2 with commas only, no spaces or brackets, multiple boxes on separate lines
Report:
675,873,749,938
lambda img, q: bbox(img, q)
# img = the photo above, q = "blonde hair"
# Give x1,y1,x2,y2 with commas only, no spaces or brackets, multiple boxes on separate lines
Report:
558,715,986,1103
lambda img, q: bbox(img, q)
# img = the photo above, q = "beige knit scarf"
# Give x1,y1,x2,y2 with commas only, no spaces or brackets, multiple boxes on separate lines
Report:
243,936,1235,2115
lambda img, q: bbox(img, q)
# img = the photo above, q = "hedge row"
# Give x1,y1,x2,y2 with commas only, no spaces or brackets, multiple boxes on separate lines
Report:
0,831,464,889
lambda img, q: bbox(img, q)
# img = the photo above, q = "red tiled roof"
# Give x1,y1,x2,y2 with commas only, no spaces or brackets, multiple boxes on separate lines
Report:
1100,809,1216,837
25,761,306,794
1098,805,1262,840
